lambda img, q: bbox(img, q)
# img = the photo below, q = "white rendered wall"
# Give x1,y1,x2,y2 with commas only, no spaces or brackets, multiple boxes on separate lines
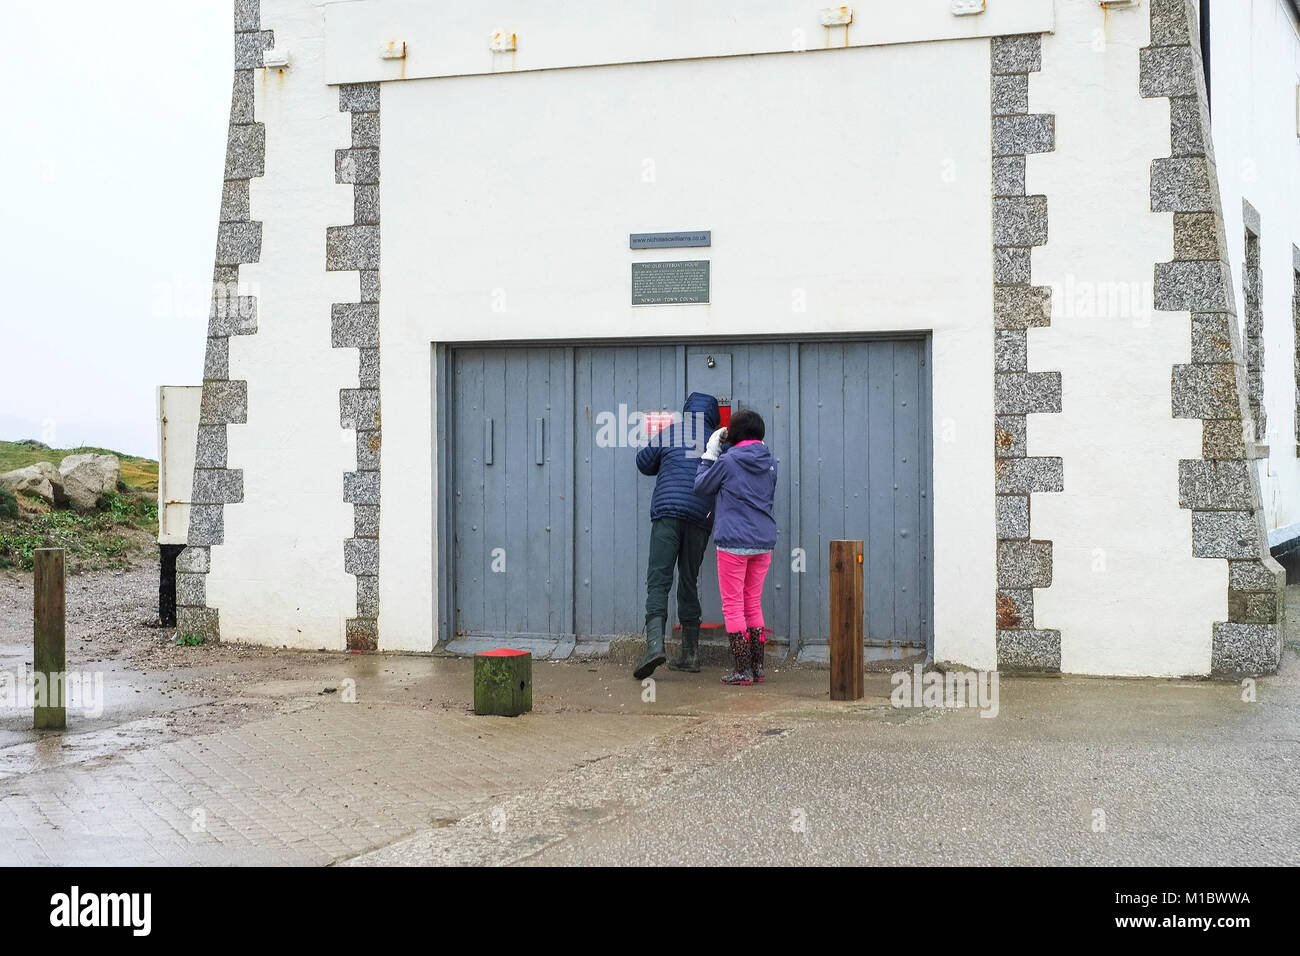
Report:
379,39,998,664
1032,1,1223,676
1208,0,1300,532
205,0,361,649
323,0,1053,85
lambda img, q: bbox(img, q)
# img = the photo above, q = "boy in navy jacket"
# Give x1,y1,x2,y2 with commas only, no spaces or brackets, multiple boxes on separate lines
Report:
633,392,721,678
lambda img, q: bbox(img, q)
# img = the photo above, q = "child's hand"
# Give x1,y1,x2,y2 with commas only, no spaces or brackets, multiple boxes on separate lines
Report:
702,427,727,462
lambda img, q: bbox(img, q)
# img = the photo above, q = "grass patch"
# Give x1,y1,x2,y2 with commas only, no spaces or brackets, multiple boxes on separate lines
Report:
0,441,160,573
0,495,158,573
0,440,158,493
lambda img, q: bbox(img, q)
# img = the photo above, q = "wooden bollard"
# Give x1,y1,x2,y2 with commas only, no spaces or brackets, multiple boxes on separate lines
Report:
829,539,864,701
473,649,533,716
33,548,67,730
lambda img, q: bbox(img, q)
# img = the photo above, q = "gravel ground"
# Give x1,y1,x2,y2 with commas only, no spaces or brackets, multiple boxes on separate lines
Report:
0,562,166,659
0,559,353,668
0,559,359,738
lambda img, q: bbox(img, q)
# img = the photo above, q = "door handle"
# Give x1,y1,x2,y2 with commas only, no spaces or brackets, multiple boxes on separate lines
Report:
535,418,545,465
485,418,493,465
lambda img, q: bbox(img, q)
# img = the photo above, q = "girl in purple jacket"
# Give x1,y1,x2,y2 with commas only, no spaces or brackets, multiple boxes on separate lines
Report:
694,410,778,686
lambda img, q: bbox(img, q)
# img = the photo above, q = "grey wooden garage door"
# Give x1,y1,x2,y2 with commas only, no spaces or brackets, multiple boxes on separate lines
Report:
448,348,573,638
445,339,930,657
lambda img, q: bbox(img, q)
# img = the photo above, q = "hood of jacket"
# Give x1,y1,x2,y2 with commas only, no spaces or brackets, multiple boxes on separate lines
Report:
725,440,775,474
634,392,721,531
681,392,720,438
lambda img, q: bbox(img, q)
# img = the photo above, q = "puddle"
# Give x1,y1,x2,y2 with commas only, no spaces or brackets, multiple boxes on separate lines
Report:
0,717,169,778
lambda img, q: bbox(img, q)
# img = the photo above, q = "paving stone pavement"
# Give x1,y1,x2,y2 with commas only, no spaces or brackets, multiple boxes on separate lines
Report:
356,648,1300,866
0,700,682,866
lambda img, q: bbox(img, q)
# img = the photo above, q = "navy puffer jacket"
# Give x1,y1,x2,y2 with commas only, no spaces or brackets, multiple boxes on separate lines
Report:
636,392,721,530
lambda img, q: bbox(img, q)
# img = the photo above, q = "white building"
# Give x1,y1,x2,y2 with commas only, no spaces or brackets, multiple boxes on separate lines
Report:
168,0,1300,677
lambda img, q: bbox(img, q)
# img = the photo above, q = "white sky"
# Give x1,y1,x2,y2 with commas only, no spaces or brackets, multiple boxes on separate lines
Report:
0,1,229,458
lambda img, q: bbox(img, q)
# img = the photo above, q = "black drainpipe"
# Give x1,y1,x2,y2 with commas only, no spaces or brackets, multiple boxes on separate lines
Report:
1199,0,1211,114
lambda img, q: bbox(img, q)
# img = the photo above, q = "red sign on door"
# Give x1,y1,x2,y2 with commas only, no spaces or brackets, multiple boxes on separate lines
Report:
643,412,675,437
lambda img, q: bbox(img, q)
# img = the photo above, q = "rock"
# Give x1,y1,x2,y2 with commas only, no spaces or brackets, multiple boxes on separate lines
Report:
58,453,120,511
0,461,63,506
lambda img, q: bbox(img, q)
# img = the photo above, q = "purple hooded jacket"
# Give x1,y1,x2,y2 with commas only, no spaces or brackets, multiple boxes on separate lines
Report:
693,440,778,551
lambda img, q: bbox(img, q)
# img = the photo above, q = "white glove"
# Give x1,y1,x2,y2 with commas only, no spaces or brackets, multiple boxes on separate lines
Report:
701,427,727,462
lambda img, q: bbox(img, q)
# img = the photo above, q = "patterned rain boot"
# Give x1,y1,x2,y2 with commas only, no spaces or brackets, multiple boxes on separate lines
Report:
747,626,767,683
633,615,667,680
721,630,754,686
668,623,701,673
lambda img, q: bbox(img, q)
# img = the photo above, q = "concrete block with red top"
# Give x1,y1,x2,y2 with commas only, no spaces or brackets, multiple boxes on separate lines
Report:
473,649,533,716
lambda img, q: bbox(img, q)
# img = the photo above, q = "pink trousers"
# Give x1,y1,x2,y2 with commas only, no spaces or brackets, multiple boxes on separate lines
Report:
716,551,772,634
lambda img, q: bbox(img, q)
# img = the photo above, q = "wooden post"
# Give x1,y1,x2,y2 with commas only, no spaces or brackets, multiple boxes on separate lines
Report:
474,649,533,716
829,539,864,701
33,548,66,730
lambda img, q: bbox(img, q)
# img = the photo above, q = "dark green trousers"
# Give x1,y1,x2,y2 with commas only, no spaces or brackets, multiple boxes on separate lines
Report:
645,517,711,628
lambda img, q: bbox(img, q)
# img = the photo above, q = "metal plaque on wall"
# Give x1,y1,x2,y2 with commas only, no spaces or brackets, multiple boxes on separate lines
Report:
629,230,711,249
631,260,710,305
